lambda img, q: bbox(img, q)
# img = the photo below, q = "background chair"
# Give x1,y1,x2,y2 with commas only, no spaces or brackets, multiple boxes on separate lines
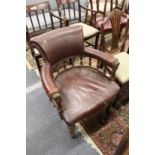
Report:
87,0,128,48
100,8,129,105
30,26,120,137
88,0,127,15
26,1,68,71
100,8,128,52
56,0,100,48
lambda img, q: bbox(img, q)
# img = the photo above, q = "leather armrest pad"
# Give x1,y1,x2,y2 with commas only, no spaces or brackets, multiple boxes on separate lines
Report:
41,63,60,97
84,48,119,67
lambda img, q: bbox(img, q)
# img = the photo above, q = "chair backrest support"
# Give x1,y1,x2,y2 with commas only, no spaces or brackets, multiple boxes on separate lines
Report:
89,0,126,16
101,8,127,52
56,0,81,22
30,26,84,66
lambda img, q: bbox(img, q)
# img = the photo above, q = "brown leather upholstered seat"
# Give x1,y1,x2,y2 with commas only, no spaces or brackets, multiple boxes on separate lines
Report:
56,67,120,124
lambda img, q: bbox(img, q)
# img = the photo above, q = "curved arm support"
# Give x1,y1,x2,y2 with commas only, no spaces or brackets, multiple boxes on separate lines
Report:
41,62,64,118
84,47,119,79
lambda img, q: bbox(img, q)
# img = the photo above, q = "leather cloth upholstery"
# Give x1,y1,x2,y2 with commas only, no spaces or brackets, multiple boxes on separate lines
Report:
55,67,120,124
41,63,60,97
30,26,84,66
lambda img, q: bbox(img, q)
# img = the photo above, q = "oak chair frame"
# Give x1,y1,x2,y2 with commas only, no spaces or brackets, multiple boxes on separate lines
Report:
30,31,120,137
88,0,127,25
86,0,128,52
100,8,128,52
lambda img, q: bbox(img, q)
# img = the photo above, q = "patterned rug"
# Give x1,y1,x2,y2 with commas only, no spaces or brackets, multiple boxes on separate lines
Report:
80,104,129,155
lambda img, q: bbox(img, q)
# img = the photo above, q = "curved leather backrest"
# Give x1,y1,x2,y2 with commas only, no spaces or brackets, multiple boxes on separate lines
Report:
30,26,84,65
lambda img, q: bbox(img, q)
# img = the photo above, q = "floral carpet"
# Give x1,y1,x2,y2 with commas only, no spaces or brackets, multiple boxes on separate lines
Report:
81,104,129,155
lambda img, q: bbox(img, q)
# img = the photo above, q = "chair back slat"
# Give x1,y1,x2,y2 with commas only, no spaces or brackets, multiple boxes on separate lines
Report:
28,12,35,31
96,0,99,11
102,9,127,51
121,0,126,10
26,2,51,33
56,0,80,22
89,0,93,10
35,11,41,30
48,8,55,29
104,0,108,16
116,0,118,7
72,3,76,19
42,10,47,28
67,3,71,20
62,5,66,16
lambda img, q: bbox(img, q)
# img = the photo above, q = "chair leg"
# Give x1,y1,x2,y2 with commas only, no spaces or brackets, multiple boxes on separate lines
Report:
100,32,106,51
95,33,100,49
67,124,75,138
29,44,35,58
114,82,129,108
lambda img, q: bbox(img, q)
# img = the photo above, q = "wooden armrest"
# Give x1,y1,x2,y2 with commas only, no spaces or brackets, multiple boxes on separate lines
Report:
84,47,119,68
41,63,64,118
50,11,69,26
41,62,60,98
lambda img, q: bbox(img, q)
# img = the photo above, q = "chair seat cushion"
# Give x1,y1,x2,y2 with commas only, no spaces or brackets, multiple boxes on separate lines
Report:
70,23,99,39
114,52,129,84
92,16,127,30
55,67,120,124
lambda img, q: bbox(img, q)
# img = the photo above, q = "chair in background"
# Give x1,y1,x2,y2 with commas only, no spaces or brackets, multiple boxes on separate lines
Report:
100,8,128,52
100,8,129,105
30,26,120,137
87,0,128,49
56,0,100,49
88,0,127,15
26,1,69,71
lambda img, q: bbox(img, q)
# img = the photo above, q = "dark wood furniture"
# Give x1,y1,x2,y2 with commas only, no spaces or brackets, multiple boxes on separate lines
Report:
56,0,100,49
100,8,129,105
30,26,120,137
100,8,128,52
88,0,127,14
87,0,128,50
26,2,69,71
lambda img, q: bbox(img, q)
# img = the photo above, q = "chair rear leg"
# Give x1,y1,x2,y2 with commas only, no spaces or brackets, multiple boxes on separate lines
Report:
67,124,75,138
95,33,100,49
34,56,41,73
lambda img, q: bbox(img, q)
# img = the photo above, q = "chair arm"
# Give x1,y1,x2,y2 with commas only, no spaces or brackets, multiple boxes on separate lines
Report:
84,47,119,68
50,11,69,26
41,62,60,97
41,63,64,118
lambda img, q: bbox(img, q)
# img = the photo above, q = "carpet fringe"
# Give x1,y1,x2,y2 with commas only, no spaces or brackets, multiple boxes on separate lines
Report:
76,123,103,155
